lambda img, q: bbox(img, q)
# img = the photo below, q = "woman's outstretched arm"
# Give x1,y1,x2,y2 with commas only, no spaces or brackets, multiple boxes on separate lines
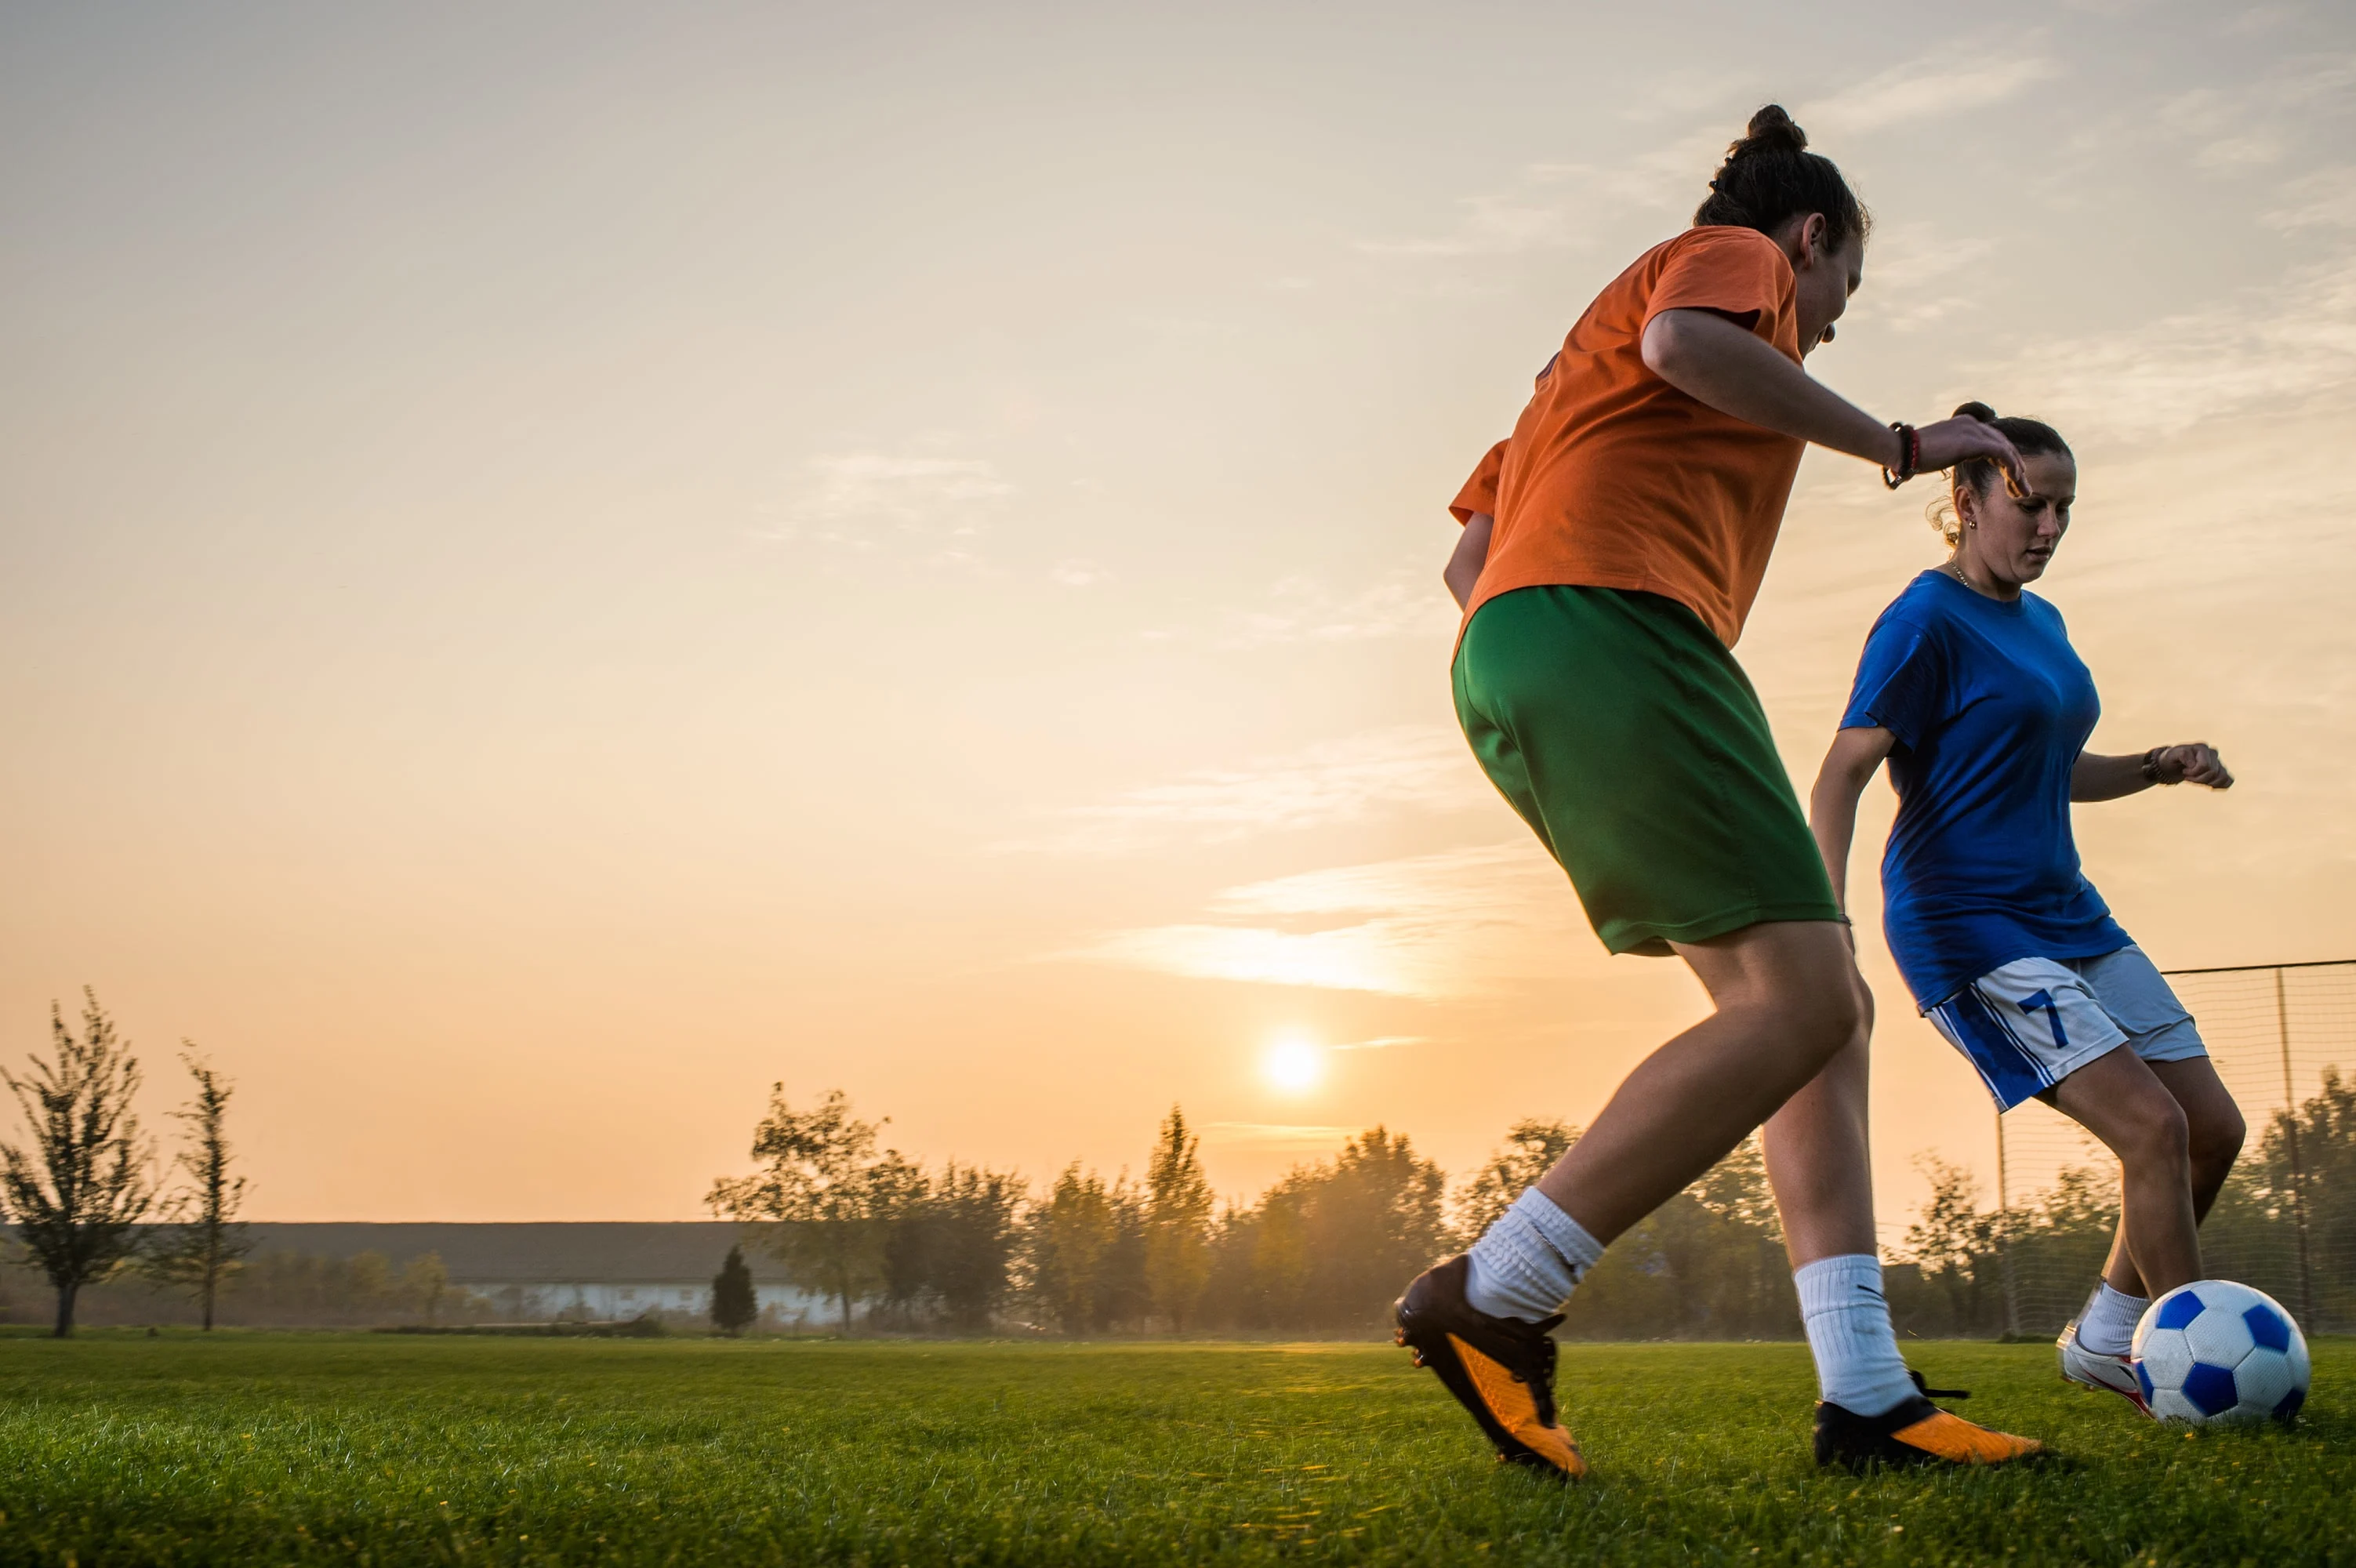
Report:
2071,743,2235,802
1642,309,2027,488
1810,725,1897,915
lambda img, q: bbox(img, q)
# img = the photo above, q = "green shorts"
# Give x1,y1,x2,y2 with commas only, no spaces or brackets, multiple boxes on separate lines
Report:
1454,584,1840,956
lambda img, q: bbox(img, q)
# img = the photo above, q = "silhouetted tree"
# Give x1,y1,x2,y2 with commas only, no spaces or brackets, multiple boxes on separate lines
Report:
709,1087,904,1330
1030,1163,1116,1334
0,991,157,1337
1901,1155,2003,1334
1453,1118,1579,1241
146,1051,252,1330
1145,1106,1213,1331
872,1160,932,1324
928,1162,1024,1330
711,1244,758,1334
1202,1126,1447,1331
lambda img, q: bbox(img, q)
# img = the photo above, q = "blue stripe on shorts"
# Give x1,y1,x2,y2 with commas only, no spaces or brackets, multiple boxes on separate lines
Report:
1930,985,2051,1109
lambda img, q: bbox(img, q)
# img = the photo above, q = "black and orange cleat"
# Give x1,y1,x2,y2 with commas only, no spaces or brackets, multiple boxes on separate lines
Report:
1814,1370,2045,1472
1393,1254,1585,1480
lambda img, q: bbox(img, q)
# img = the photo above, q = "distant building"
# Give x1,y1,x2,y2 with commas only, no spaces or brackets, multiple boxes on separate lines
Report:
234,1222,826,1323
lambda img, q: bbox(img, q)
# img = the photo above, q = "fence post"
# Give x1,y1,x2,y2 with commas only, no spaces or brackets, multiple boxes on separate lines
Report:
1996,1107,2020,1339
2274,967,2317,1327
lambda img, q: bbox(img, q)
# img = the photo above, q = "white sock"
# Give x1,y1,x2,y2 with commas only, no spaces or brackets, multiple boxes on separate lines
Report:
1464,1189,1604,1321
1795,1255,1916,1417
2076,1283,2148,1357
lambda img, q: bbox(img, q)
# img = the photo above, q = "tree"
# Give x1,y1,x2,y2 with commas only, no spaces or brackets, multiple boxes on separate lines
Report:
1901,1154,2002,1334
146,1051,252,1330
709,1087,900,1330
0,991,158,1337
870,1152,935,1326
1144,1106,1214,1331
401,1252,449,1325
711,1244,759,1334
1454,1118,1579,1242
926,1162,1024,1331
1030,1163,1116,1334
1300,1127,1449,1325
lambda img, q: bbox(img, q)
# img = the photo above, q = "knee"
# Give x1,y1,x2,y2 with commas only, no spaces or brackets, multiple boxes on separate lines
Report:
1748,964,1868,1064
2189,1103,2246,1181
2122,1096,2191,1174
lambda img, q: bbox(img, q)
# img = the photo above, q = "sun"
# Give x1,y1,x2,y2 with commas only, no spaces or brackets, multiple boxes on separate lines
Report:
1262,1036,1326,1094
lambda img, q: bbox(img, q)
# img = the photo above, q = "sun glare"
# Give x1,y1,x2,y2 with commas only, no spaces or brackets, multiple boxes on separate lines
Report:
1263,1037,1325,1094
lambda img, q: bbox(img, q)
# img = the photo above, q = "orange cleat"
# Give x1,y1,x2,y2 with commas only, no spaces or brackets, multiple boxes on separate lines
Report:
1394,1254,1585,1480
1813,1372,2045,1470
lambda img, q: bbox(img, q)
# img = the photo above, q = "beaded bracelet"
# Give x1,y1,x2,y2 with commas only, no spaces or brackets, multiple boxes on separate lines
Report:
1882,423,1919,489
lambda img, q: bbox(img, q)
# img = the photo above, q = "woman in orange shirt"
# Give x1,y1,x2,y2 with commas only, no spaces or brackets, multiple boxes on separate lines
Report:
1397,107,2039,1475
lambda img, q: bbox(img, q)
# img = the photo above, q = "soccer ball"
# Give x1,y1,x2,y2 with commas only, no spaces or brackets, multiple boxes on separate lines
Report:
2132,1280,2309,1425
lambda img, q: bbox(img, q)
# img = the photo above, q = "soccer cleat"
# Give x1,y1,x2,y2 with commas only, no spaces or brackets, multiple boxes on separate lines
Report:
1393,1254,1585,1479
1814,1371,2044,1471
2057,1319,2153,1417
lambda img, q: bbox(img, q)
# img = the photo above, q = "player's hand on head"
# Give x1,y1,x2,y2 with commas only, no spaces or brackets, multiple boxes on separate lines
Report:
2169,742,2233,789
1917,417,2029,495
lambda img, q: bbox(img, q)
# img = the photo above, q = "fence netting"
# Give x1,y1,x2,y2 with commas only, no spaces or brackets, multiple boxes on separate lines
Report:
1991,960,2356,1337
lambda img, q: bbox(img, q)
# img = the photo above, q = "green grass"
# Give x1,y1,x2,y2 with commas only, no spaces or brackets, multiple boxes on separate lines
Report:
0,1332,2349,1566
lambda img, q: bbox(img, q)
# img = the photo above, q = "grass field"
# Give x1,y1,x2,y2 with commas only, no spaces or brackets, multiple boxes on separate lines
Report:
0,1331,2348,1566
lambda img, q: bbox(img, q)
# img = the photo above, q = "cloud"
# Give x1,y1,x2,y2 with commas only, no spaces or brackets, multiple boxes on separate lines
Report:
1356,180,1602,259
1330,1035,1424,1051
1354,129,1724,260
1000,725,1479,856
2265,167,2356,231
1805,56,2062,136
2162,55,2356,172
1354,51,2054,266
1218,572,1454,647
1973,256,2356,440
1049,560,1110,588
1856,226,1996,293
1845,225,1996,333
1061,843,1585,996
754,449,1015,563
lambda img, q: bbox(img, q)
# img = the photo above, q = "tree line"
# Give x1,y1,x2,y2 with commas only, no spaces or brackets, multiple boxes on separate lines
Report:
1897,1067,2356,1336
706,1087,1804,1337
710,1075,2356,1338
15,987,2346,1338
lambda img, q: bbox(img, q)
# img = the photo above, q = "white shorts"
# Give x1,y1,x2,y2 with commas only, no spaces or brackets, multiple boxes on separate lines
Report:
1925,945,2206,1111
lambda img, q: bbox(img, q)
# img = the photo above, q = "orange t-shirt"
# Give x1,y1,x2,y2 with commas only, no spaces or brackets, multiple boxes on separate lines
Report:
1468,226,1806,648
1450,440,1507,524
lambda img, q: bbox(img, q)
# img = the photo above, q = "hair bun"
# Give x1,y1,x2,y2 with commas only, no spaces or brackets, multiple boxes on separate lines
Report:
1952,401,1998,423
1729,104,1810,159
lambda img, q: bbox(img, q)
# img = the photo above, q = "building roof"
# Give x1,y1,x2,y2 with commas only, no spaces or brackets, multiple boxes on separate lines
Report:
228,1222,798,1285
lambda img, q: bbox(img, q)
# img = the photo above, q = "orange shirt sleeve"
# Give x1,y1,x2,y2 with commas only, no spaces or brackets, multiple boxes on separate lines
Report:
1643,227,1795,354
1449,440,1508,525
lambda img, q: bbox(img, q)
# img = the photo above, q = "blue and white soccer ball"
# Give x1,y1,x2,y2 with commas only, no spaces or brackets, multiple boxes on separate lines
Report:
2132,1279,2310,1425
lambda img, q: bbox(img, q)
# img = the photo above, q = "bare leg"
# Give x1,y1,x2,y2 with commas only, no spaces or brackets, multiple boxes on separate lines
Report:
2096,1056,2246,1295
1761,967,1879,1267
1535,920,1861,1243
2047,1047,2199,1298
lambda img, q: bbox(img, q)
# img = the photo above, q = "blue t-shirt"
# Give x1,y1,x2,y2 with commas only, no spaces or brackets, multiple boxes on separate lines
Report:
1839,570,2129,1007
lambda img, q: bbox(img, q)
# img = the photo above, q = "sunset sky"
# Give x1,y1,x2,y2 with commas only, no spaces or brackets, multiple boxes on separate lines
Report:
5,2,2353,1237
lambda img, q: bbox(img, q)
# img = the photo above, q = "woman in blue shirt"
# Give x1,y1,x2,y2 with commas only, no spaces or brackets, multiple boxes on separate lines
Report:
1810,403,2243,1415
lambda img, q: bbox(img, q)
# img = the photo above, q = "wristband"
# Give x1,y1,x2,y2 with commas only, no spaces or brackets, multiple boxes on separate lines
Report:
2140,747,2176,785
1882,423,1919,490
